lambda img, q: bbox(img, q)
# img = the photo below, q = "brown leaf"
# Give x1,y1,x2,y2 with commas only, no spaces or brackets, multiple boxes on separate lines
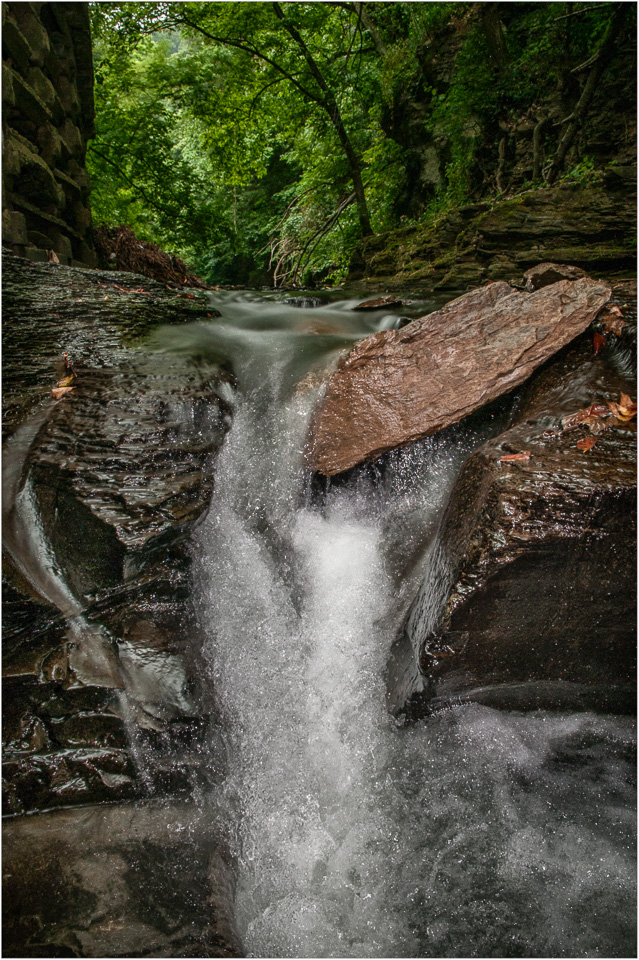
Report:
576,436,597,451
499,451,531,462
51,386,74,399
561,403,611,430
592,332,606,354
619,393,637,417
580,415,609,434
602,317,626,336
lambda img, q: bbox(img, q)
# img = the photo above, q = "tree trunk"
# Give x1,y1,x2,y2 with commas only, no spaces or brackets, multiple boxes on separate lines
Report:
272,2,373,236
547,4,627,184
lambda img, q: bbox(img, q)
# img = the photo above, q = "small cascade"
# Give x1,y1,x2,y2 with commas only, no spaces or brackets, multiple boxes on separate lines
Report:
191,294,636,958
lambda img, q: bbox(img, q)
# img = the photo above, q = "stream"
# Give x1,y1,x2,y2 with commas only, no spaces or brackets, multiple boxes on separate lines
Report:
4,284,635,958
150,291,635,958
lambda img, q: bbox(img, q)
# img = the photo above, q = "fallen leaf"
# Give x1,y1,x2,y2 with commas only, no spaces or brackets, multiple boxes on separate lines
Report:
619,393,637,416
48,250,59,264
499,451,531,462
57,374,74,387
51,386,74,399
592,332,606,354
561,403,611,430
580,415,609,434
602,317,626,336
576,436,597,451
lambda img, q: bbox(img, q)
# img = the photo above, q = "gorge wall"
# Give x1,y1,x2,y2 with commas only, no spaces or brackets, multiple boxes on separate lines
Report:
2,1,96,266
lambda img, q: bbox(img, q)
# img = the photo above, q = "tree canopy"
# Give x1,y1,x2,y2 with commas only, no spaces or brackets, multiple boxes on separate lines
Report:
88,1,636,286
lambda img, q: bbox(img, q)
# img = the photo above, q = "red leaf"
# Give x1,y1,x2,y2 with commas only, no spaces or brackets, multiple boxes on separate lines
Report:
499,451,531,462
576,436,597,451
593,332,606,354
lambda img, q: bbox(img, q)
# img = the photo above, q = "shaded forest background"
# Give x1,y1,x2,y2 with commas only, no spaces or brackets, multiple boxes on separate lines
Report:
88,1,636,287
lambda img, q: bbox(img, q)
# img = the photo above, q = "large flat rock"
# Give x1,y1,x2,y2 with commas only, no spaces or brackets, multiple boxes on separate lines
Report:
306,277,611,475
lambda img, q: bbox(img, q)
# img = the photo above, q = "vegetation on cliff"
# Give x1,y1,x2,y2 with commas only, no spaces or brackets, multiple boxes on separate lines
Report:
88,2,636,285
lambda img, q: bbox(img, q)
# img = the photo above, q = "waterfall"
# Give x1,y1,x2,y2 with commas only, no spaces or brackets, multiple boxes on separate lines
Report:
190,294,635,958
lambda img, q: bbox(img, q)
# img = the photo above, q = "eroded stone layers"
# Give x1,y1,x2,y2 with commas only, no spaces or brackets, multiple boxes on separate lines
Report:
2,253,231,816
2,2,96,265
307,276,611,476
387,300,636,721
348,179,637,291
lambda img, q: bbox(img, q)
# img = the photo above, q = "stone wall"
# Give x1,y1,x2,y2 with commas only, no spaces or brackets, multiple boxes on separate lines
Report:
2,1,96,266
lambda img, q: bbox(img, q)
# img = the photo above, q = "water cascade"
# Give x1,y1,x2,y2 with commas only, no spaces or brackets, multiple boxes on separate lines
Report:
168,293,635,957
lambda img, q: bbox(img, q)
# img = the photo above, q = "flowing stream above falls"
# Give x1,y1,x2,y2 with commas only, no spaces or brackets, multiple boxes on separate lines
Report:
150,291,635,958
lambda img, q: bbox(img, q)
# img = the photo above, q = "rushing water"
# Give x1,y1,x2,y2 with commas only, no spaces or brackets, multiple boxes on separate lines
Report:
164,291,639,959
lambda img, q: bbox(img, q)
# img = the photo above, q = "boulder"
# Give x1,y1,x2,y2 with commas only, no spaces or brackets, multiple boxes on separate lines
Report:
352,295,404,311
307,276,611,476
387,317,636,721
523,261,587,291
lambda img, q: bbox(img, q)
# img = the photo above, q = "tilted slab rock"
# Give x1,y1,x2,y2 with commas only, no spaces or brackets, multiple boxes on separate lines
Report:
306,277,612,475
387,320,637,722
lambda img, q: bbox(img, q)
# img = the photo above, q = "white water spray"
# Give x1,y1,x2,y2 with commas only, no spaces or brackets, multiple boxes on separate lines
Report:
191,295,635,958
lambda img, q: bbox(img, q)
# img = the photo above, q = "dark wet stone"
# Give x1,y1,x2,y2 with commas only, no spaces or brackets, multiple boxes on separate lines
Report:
2,804,243,957
523,261,588,291
2,252,232,812
352,294,404,310
388,326,637,721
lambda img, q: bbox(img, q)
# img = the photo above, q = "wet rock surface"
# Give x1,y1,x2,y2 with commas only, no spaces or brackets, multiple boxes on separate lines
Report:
347,180,636,291
307,276,611,475
388,291,636,721
2,252,238,955
2,803,242,958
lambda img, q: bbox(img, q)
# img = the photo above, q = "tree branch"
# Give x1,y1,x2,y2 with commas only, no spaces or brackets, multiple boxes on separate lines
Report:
177,12,323,105
547,3,627,184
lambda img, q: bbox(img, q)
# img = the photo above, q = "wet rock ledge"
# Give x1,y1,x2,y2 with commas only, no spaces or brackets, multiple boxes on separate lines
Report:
2,251,241,957
386,278,637,719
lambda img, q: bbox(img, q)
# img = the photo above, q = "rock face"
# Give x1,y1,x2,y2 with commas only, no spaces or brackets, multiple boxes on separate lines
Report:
2,2,96,266
2,253,241,955
2,804,242,958
307,276,611,476
387,305,636,721
347,180,636,291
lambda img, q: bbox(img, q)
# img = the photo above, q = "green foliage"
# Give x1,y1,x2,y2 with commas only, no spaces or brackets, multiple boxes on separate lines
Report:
88,1,635,285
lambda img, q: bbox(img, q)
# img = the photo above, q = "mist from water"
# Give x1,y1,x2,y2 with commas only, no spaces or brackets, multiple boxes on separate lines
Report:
190,292,635,958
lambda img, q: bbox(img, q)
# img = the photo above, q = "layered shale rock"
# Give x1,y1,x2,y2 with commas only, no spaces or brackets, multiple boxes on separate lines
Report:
387,290,636,721
348,179,637,291
2,252,241,955
307,276,611,476
2,253,232,815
